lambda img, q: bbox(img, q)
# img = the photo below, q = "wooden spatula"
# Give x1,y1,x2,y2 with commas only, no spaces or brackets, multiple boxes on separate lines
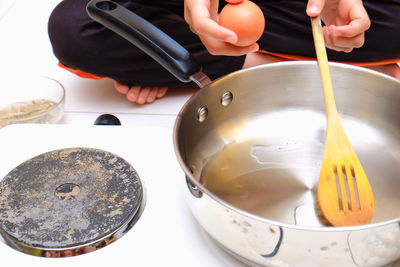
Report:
311,16,374,226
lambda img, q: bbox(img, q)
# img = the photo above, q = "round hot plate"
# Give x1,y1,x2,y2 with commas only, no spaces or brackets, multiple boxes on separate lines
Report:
0,147,144,257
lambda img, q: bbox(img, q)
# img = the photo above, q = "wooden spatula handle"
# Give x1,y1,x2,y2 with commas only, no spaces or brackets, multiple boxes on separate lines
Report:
311,16,337,117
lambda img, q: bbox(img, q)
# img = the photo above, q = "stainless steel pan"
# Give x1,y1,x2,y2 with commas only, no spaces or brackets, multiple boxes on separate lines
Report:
87,1,400,266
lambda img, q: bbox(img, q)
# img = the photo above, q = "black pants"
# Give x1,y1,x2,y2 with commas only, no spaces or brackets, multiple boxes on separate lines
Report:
48,0,400,87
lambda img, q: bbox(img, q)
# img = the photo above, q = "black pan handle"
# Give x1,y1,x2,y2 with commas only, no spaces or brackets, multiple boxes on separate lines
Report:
86,0,202,83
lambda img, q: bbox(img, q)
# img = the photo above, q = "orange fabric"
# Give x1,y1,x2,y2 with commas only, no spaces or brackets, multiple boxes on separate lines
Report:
58,53,399,81
258,50,400,67
58,62,104,80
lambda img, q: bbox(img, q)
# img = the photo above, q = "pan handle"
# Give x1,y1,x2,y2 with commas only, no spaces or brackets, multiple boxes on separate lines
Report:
86,0,203,84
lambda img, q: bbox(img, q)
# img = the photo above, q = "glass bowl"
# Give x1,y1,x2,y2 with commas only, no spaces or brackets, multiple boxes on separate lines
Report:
0,76,65,128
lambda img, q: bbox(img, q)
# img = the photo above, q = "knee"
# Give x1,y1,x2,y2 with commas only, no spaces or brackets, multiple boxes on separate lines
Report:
48,0,99,69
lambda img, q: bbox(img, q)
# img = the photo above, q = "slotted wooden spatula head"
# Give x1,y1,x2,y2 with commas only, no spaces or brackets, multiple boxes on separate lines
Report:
311,16,374,226
318,116,374,226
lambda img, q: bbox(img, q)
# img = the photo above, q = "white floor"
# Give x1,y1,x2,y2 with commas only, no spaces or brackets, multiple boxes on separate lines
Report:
0,0,196,128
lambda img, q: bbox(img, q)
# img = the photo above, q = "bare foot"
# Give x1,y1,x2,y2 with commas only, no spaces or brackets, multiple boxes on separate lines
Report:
364,63,400,80
113,81,168,104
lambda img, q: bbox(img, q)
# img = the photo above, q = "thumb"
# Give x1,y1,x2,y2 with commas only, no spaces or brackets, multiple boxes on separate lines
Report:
306,0,325,17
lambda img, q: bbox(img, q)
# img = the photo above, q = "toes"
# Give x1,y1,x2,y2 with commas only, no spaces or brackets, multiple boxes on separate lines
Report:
156,87,168,98
125,86,169,104
126,86,141,102
137,87,151,105
113,81,129,94
146,88,159,103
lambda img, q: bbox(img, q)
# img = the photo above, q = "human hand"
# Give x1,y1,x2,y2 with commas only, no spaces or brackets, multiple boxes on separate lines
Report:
184,0,259,56
306,0,371,52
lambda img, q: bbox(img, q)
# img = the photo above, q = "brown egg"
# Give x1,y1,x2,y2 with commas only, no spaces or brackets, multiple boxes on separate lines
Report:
218,0,265,47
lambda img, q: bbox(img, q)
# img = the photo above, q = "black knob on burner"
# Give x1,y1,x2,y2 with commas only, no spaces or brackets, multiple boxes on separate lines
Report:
94,114,121,125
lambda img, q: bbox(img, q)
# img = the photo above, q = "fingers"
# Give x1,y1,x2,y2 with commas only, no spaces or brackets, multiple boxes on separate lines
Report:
185,1,237,44
335,20,370,38
194,19,237,44
306,0,325,17
200,34,259,55
323,25,365,52
308,0,370,53
185,0,257,56
321,1,370,53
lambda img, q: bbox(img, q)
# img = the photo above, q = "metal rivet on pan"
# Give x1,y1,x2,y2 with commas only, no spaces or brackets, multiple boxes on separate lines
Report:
221,91,233,106
197,106,208,122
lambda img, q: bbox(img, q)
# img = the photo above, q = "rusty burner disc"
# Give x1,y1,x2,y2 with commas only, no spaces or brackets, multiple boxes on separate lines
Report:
0,147,144,257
